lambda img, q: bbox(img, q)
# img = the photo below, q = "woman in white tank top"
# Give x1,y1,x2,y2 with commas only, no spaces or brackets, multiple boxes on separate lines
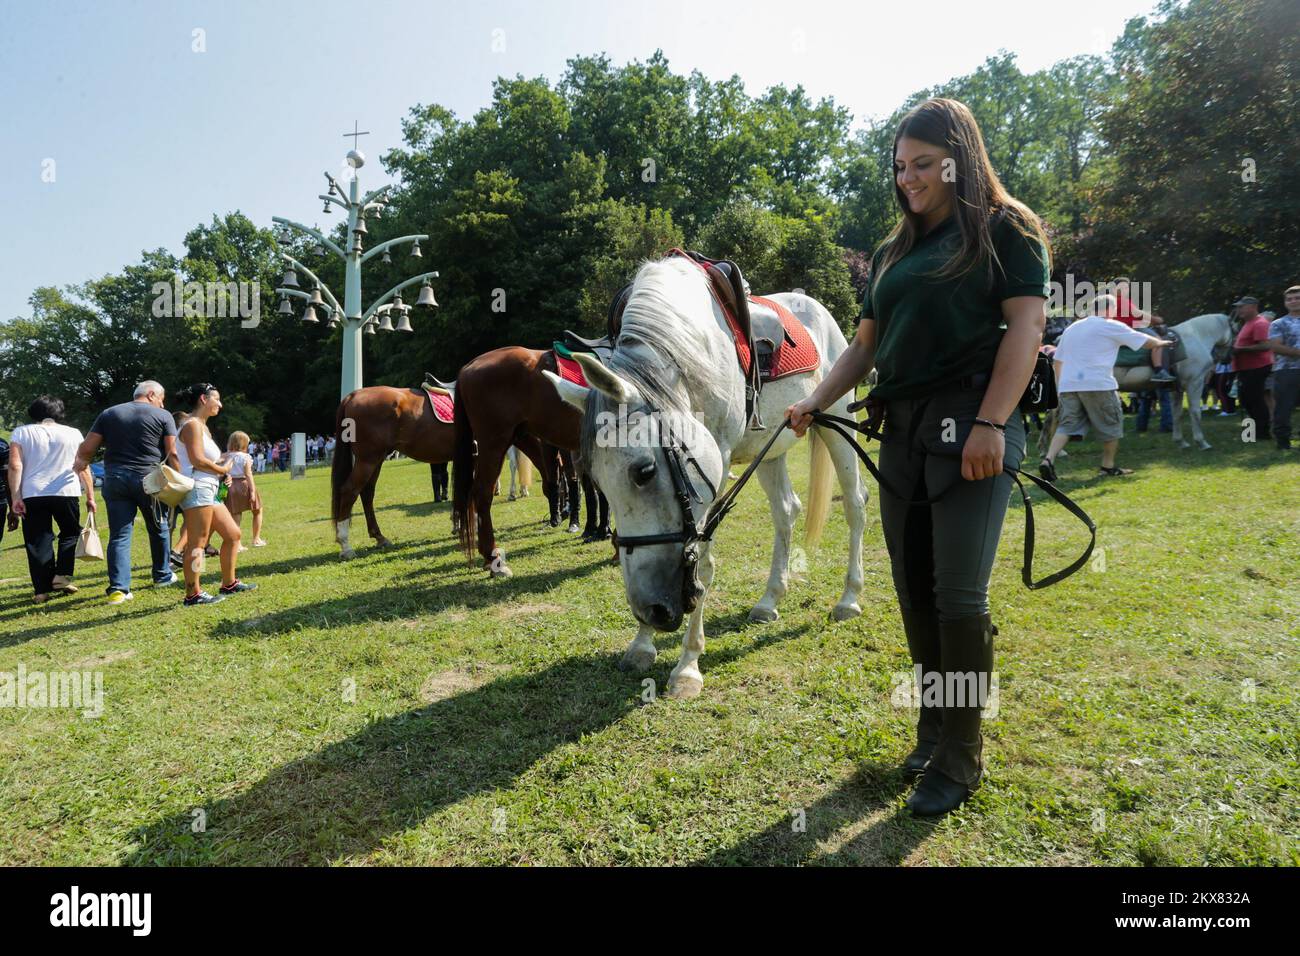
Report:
175,384,257,606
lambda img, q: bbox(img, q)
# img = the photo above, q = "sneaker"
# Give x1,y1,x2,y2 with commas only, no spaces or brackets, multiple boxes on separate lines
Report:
1151,370,1177,384
52,576,79,594
106,590,134,605
155,573,181,586
219,580,257,595
184,591,225,607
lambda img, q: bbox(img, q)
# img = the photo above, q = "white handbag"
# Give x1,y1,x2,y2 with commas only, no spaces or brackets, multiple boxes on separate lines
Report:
143,462,194,507
76,512,105,561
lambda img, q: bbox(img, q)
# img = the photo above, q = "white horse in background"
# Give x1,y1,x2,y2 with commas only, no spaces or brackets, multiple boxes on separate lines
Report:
1113,313,1234,450
545,256,866,699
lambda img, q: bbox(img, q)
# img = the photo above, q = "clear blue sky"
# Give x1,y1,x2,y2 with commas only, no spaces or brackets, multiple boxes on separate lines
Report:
3,0,1161,324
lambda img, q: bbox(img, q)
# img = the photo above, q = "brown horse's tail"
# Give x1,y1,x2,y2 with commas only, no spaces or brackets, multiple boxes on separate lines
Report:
452,385,476,560
331,395,353,526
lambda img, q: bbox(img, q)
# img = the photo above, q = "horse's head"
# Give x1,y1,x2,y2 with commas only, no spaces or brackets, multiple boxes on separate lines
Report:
545,351,726,633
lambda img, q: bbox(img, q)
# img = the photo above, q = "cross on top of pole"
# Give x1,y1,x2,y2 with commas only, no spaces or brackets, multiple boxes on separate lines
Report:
344,121,370,149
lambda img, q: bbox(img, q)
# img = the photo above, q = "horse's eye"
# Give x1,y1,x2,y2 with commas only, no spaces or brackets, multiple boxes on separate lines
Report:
630,459,656,487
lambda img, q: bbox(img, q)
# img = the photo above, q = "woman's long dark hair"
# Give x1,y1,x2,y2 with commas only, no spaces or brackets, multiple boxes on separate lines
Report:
875,97,1051,287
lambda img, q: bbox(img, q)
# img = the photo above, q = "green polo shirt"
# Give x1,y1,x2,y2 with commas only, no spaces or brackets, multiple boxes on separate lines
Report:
859,212,1049,399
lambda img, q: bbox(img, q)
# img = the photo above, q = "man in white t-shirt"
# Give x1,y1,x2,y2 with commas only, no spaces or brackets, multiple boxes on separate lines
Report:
1040,296,1172,480
7,396,97,602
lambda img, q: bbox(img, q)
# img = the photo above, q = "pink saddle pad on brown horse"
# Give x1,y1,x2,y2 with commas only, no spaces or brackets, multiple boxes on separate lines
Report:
423,387,455,424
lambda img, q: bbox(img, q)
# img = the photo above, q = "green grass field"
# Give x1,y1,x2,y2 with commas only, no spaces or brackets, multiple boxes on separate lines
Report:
1,416,1296,866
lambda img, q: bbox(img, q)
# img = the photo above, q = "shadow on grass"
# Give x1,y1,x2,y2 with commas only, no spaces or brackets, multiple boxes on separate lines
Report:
0,601,174,649
210,555,614,639
695,765,932,866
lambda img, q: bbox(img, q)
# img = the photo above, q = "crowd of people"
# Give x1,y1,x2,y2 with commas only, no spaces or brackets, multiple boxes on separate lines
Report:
1037,285,1300,479
246,435,335,473
3,381,272,606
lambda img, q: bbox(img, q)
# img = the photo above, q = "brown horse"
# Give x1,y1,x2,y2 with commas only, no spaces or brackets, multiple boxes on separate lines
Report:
331,385,456,559
452,347,609,577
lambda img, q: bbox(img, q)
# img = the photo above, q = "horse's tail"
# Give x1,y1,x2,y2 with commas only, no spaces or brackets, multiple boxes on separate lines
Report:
452,385,476,560
331,395,354,527
804,426,834,551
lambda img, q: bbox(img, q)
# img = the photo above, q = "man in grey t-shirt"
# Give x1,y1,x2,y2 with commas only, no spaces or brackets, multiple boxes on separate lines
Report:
74,380,181,600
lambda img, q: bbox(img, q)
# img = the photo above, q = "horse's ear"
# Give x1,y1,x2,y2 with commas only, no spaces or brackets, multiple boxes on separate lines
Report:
542,370,590,414
572,352,638,405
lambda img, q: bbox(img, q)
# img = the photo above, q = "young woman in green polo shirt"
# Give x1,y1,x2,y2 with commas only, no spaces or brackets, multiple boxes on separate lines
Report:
788,98,1050,817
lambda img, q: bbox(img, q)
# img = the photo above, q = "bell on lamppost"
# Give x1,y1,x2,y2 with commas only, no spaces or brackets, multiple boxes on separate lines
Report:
281,268,300,289
325,308,341,329
353,218,368,237
372,205,383,220
410,239,422,259
381,248,392,265
391,293,404,311
377,309,395,332
308,285,324,306
322,200,332,214
302,304,320,324
277,296,293,316
394,308,414,333
416,279,438,308
364,318,377,335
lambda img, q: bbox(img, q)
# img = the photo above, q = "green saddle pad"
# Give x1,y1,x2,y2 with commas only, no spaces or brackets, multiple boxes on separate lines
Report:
1115,345,1150,368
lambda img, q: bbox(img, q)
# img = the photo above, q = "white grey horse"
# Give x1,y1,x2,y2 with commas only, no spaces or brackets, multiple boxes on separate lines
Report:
544,256,866,699
1113,313,1234,450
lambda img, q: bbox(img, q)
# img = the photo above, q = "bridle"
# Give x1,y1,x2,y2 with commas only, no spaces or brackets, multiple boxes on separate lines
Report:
608,407,791,613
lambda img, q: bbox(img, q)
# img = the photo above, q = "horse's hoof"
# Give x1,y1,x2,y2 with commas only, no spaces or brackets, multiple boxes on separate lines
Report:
340,549,356,561
375,537,395,549
832,601,863,622
748,605,779,624
489,563,513,579
619,646,658,673
666,673,704,700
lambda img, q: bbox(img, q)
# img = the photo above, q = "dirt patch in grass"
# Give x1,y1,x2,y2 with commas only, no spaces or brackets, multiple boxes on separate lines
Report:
494,602,564,620
419,663,510,703
67,649,138,669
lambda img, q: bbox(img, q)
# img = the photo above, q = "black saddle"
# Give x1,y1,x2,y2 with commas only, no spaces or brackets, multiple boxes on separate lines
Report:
422,372,456,392
561,329,615,365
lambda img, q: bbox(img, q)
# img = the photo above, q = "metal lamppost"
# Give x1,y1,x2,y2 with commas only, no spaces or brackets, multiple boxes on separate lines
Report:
273,124,439,399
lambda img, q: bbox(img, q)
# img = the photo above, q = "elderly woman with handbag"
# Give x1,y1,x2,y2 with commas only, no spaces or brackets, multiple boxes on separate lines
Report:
175,384,256,606
7,396,97,603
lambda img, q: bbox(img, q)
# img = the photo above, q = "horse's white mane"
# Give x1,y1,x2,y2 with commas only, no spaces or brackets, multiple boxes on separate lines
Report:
606,257,725,403
578,256,731,462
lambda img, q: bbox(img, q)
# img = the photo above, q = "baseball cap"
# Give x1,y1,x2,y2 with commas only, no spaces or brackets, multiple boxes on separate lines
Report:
1233,296,1259,306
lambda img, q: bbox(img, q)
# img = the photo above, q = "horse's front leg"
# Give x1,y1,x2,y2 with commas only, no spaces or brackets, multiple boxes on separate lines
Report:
619,622,659,673
1190,375,1212,449
820,424,865,621
667,543,715,700
749,457,800,623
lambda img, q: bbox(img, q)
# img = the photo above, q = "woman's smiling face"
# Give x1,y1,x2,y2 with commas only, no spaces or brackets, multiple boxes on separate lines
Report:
895,136,953,223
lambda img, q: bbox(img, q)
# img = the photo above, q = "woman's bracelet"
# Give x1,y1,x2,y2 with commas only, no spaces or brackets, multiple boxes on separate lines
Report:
973,418,1006,433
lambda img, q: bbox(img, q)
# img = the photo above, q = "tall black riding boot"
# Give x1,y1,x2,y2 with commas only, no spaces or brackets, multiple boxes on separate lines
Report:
907,612,994,817
900,605,943,777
